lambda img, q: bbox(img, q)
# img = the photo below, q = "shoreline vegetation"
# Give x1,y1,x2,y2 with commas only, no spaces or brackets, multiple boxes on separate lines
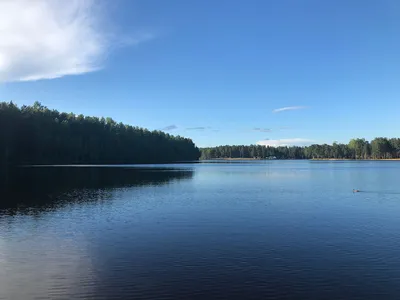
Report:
202,158,400,161
310,158,400,161
2,101,400,166
200,139,400,161
0,101,200,166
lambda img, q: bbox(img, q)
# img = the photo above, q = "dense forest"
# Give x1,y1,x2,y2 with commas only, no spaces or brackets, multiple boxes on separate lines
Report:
200,138,400,160
0,101,200,165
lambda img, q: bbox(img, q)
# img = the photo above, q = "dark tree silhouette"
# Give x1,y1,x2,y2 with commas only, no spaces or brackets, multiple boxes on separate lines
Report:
0,101,200,165
200,138,400,160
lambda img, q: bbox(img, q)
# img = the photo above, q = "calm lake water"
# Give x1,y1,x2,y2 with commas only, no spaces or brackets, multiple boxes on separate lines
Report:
1,161,400,299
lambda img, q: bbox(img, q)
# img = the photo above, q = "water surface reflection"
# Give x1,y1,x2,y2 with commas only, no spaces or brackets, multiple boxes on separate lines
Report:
0,166,194,214
2,162,400,299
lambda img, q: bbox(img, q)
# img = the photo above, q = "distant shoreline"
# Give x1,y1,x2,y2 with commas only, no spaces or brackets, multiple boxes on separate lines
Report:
205,158,260,161
310,158,400,161
201,158,400,161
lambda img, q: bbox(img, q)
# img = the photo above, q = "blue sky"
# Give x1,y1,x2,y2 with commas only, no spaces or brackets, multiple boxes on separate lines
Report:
1,0,400,147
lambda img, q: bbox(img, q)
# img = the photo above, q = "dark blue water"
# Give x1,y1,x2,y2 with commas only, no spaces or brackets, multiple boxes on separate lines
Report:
1,161,400,299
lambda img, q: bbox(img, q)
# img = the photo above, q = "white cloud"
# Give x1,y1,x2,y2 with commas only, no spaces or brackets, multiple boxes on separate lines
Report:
257,138,314,147
273,106,306,113
0,0,152,82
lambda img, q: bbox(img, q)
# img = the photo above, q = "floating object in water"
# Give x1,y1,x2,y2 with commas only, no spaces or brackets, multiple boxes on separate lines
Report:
353,189,360,193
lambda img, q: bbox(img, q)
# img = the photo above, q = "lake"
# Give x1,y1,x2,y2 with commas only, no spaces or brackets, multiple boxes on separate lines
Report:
1,161,400,299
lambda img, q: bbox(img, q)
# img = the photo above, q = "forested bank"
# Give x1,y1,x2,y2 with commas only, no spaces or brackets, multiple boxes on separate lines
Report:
200,138,400,160
0,102,200,165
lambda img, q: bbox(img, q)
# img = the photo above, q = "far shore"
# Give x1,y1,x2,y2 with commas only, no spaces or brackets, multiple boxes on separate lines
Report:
202,158,400,161
310,158,400,161
204,158,261,161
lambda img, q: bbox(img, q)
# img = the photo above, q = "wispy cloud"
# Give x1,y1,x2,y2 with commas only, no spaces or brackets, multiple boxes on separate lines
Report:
0,0,153,82
161,125,177,131
256,138,314,147
118,32,156,47
272,106,307,113
186,127,206,131
253,127,272,133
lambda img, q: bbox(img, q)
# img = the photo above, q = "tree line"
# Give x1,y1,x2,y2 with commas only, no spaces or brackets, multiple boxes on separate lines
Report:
200,138,400,160
0,101,200,165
